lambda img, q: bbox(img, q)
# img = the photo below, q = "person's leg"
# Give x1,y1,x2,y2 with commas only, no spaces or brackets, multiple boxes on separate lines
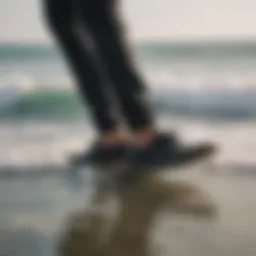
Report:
77,0,157,147
43,0,128,147
74,0,216,167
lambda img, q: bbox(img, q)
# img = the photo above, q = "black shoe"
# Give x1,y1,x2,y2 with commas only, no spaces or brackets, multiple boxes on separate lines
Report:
120,133,216,183
130,134,215,167
129,134,215,167
125,133,180,167
70,142,128,166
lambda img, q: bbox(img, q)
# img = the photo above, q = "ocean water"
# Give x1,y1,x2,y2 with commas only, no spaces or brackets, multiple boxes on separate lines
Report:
0,41,256,170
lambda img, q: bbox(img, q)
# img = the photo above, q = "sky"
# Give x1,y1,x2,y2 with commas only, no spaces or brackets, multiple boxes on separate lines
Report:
1,0,256,43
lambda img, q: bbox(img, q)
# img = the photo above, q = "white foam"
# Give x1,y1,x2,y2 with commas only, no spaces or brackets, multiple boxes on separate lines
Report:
0,123,94,168
142,64,256,92
0,73,35,91
0,120,255,170
0,73,36,108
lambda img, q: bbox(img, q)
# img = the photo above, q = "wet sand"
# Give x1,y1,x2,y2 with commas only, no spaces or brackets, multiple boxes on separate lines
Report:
0,165,256,256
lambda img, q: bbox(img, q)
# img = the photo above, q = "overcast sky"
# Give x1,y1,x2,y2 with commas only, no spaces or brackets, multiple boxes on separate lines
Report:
1,0,256,43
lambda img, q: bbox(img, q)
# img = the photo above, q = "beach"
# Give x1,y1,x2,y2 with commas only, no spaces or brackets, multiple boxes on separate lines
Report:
0,41,256,255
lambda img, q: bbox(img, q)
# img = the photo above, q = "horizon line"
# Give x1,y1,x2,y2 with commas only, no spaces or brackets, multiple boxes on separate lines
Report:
1,37,256,46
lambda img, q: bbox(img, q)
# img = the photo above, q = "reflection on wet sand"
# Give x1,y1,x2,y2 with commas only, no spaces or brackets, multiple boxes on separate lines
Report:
59,171,216,256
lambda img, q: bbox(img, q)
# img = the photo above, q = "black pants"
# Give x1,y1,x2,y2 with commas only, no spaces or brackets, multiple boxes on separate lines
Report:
43,0,154,133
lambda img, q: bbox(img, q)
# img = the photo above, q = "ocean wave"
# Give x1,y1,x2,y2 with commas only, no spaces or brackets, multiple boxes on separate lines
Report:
153,89,256,120
0,89,85,120
0,73,35,109
0,87,256,120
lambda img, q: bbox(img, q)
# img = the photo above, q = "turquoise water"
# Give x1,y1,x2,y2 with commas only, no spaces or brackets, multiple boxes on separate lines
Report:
0,88,256,121
0,41,256,121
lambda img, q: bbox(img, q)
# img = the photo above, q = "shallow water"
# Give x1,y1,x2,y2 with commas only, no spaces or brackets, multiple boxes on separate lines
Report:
1,167,256,256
